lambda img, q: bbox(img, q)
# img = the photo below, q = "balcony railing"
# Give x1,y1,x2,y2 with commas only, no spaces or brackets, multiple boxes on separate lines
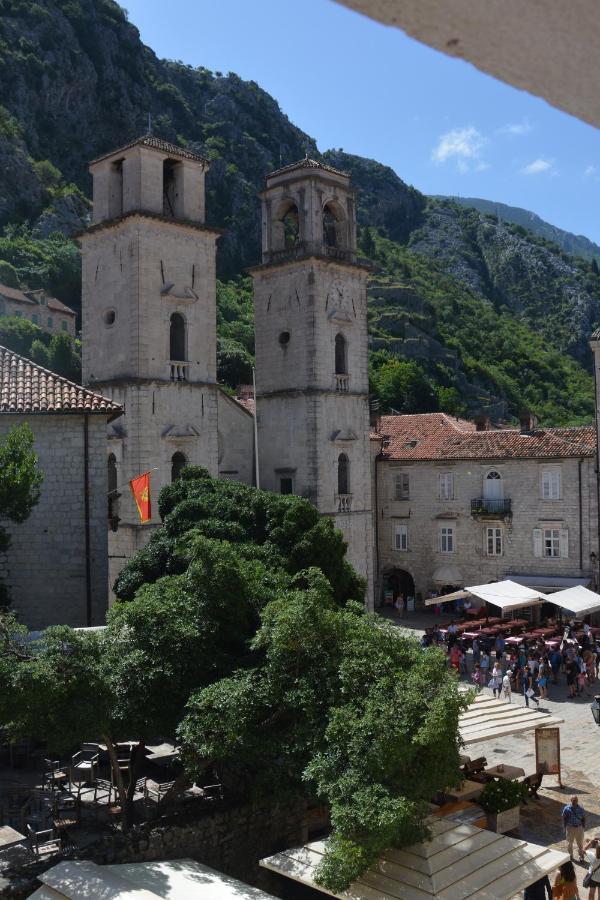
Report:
336,494,352,513
264,241,360,266
471,498,512,516
334,373,350,392
170,361,189,381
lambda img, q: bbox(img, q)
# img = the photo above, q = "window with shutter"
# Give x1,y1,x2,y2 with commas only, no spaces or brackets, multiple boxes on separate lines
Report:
439,473,454,500
533,528,543,557
559,529,569,558
542,469,561,500
394,524,408,551
394,473,410,500
543,528,561,558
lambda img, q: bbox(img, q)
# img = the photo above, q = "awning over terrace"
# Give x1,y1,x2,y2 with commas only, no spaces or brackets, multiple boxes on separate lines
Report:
546,584,600,616
505,574,591,592
425,580,547,613
260,818,568,900
459,692,563,745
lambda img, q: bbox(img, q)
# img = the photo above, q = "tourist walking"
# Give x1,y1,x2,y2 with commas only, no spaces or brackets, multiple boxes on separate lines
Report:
521,665,539,707
472,663,483,691
523,873,552,899
552,861,579,899
489,661,503,698
480,649,490,682
502,671,512,702
566,660,577,699
583,837,600,898
563,795,586,862
551,648,562,684
537,656,549,700
472,636,480,665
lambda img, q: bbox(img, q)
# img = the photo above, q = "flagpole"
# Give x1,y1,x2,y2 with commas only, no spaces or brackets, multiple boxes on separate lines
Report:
252,366,260,490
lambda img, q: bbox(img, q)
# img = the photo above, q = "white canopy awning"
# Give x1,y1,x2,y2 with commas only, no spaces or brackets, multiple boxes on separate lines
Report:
505,574,591,592
425,580,547,612
459,692,563,745
29,859,276,900
261,818,568,900
547,585,600,616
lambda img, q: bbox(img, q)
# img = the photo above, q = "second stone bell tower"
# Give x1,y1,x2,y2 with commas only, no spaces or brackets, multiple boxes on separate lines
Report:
80,135,222,591
250,158,373,603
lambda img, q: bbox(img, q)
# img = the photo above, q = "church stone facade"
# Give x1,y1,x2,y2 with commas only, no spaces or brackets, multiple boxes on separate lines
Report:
81,138,371,600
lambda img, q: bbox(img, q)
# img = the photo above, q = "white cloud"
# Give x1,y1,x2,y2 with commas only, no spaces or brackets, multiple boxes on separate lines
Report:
585,165,598,178
431,126,489,173
519,157,556,175
498,118,533,136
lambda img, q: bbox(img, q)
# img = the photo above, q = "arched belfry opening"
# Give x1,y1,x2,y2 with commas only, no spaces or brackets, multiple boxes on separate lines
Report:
163,158,178,217
169,312,186,361
171,451,187,481
272,200,301,251
323,201,346,249
335,333,348,375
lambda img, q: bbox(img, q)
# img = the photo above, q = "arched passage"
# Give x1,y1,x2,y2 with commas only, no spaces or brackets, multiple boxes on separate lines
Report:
170,313,186,361
382,568,416,607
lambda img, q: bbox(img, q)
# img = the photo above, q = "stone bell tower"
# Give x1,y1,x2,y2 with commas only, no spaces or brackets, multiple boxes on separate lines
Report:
80,135,221,591
250,158,373,604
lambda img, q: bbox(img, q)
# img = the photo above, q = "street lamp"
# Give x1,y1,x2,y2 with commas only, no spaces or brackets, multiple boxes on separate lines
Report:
591,696,600,726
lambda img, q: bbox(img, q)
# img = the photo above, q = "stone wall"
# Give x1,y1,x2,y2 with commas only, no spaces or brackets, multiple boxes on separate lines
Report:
0,798,308,900
0,413,109,629
376,454,598,601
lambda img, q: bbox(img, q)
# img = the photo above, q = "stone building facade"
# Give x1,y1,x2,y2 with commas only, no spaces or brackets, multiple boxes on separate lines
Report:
250,159,373,600
372,412,598,604
80,136,252,592
0,346,121,629
0,283,77,336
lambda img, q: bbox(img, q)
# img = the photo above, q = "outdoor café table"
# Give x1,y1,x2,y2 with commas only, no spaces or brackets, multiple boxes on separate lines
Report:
484,764,525,780
505,636,523,646
445,780,484,802
0,826,25,849
462,632,479,640
545,639,561,649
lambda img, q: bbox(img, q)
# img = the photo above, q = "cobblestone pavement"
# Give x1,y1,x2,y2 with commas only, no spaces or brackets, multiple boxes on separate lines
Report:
382,608,600,896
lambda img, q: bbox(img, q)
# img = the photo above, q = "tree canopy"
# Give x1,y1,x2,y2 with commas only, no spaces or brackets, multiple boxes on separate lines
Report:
0,423,43,605
0,468,465,887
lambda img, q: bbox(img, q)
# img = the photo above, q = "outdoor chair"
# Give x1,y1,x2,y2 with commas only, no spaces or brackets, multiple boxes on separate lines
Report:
90,778,113,820
26,824,61,860
461,756,487,777
42,758,69,792
111,743,132,787
144,779,176,805
70,743,99,785
522,772,543,800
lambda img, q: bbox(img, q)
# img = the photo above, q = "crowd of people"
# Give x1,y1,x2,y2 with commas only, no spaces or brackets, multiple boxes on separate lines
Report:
420,619,599,705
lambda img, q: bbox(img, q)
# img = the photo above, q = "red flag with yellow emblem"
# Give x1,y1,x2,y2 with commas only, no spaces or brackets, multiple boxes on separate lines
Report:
130,472,151,523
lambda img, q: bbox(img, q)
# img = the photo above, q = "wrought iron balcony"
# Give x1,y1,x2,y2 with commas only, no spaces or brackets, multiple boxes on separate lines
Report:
471,498,512,517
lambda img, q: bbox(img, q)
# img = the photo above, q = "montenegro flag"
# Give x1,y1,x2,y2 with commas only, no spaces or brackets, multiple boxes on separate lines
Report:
130,472,151,524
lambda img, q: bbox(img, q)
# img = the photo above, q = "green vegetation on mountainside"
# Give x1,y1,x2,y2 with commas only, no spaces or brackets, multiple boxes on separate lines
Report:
0,0,597,425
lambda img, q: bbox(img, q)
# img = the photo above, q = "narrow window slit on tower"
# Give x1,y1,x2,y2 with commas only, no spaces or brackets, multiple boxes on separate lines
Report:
163,159,177,217
192,264,195,289
160,260,165,284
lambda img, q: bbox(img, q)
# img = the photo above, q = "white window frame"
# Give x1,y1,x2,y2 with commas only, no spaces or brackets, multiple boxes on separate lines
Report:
440,525,455,553
394,472,410,500
543,527,560,558
394,523,408,552
486,526,503,556
439,472,454,500
541,468,561,500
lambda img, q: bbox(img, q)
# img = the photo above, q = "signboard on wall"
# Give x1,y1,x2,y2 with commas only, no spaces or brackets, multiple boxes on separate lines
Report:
535,727,562,785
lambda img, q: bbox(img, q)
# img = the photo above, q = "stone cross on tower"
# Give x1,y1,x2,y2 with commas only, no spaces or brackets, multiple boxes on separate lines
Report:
250,158,374,604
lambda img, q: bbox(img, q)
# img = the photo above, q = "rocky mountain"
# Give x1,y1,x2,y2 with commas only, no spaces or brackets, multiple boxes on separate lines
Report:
0,0,598,425
441,196,600,264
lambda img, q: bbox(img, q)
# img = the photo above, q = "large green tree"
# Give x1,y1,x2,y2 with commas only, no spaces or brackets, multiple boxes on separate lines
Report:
0,423,43,605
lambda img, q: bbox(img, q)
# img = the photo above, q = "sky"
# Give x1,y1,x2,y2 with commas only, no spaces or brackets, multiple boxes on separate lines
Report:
124,0,600,243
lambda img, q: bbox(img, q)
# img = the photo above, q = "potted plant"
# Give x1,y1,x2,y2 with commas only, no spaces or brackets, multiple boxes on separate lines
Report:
478,778,526,833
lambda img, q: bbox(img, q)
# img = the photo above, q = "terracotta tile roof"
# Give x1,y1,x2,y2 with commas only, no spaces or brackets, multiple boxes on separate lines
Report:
90,134,209,166
0,283,35,305
376,413,596,461
46,296,76,316
267,156,349,180
0,346,122,418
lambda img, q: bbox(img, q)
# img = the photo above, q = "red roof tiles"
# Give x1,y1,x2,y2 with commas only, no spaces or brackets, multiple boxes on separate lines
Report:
0,346,122,418
90,134,209,166
376,413,595,461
